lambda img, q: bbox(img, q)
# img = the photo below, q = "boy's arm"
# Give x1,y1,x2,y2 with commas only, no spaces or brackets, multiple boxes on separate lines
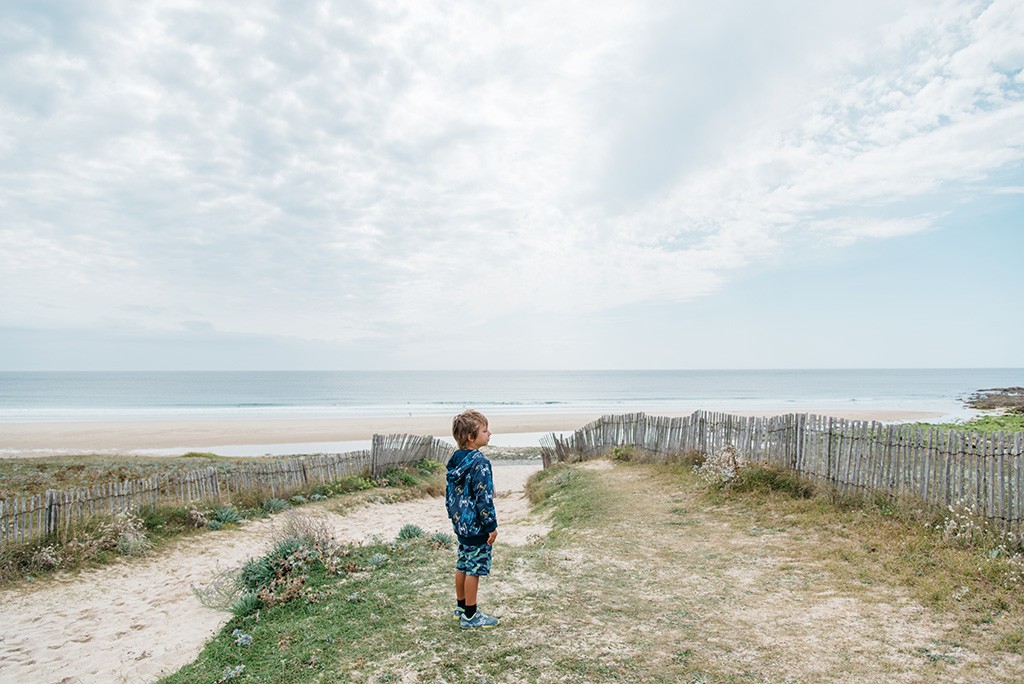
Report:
471,458,498,540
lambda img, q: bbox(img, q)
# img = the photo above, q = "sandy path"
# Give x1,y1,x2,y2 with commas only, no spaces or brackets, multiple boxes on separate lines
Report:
0,463,544,684
558,462,1023,682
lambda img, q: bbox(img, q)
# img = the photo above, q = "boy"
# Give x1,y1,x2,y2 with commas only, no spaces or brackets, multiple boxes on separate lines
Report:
445,409,499,629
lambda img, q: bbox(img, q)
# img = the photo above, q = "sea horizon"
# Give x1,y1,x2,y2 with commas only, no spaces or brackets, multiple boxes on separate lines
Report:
2,368,1021,425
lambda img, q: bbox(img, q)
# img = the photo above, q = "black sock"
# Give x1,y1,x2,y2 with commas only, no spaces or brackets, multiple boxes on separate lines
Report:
464,604,477,619
457,599,466,609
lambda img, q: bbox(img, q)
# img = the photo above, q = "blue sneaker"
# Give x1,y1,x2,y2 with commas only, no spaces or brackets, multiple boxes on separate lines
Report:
460,610,499,629
452,607,465,621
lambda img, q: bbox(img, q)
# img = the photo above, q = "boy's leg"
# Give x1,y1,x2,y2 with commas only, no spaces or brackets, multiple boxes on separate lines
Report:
455,545,483,607
455,571,478,604
455,570,466,602
463,574,479,607
456,570,479,617
453,571,467,620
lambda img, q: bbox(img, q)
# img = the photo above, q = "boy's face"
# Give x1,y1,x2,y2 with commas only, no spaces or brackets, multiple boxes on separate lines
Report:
467,423,491,449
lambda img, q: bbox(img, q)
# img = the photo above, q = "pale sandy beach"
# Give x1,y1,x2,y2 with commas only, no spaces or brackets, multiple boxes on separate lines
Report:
0,408,947,458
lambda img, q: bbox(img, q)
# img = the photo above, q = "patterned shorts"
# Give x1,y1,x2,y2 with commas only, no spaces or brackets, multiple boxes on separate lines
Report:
456,542,492,577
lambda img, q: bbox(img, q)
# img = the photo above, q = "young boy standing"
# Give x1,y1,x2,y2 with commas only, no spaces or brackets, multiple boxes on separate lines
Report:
445,410,499,629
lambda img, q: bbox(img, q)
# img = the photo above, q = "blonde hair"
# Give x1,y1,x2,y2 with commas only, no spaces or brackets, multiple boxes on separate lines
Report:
453,410,488,449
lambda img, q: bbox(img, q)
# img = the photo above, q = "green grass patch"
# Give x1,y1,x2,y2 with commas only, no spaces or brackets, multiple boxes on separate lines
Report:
524,464,605,529
920,413,1024,433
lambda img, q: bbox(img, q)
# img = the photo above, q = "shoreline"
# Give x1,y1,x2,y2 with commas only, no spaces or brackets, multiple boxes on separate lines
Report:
0,407,949,458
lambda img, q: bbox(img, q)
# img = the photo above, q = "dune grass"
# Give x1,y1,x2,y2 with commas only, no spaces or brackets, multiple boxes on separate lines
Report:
0,452,261,500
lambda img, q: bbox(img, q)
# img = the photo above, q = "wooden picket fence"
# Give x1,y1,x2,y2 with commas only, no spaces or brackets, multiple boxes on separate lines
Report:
0,433,452,545
541,411,1024,534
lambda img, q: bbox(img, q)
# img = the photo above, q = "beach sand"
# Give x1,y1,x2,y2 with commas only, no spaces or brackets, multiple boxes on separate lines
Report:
0,408,945,458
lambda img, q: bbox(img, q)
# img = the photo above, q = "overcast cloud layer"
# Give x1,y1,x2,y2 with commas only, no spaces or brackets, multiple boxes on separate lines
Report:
1,0,1022,369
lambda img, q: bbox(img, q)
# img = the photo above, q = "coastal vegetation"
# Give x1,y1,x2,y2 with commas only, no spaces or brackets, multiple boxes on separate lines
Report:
0,458,444,587
161,458,1022,683
0,452,252,500
926,413,1024,433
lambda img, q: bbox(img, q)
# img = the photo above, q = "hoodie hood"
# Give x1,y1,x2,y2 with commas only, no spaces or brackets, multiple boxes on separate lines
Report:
446,449,478,486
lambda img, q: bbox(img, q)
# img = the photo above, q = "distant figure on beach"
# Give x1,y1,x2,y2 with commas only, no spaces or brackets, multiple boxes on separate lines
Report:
445,409,499,629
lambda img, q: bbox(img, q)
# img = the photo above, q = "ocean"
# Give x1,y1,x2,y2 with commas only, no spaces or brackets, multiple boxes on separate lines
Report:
2,369,1022,424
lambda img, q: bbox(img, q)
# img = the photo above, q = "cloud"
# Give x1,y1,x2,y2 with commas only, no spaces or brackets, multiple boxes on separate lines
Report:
0,0,1021,358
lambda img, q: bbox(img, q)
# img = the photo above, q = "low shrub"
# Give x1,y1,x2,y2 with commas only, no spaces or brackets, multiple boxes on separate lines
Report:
611,446,634,462
212,506,243,525
137,504,199,535
263,498,289,513
240,556,276,593
427,532,455,548
231,592,262,618
114,510,153,556
938,498,1022,555
382,468,419,487
728,464,817,499
415,458,444,475
396,523,424,540
331,475,376,494
275,511,336,548
694,445,747,487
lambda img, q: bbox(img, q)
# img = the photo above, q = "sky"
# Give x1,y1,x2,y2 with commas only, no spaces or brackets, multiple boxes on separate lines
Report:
1,0,1022,371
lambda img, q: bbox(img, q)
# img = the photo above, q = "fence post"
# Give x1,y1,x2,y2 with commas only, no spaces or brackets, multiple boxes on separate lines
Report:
826,418,835,485
44,489,56,537
371,434,381,478
794,414,803,471
698,412,707,455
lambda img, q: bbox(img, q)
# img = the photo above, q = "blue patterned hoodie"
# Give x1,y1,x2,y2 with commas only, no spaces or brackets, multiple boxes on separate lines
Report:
445,448,497,545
